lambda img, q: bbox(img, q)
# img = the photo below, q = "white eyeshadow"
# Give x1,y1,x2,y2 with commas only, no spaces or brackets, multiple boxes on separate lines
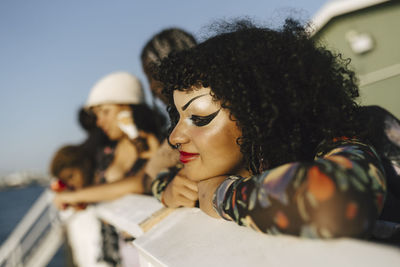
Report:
194,98,211,110
184,117,194,126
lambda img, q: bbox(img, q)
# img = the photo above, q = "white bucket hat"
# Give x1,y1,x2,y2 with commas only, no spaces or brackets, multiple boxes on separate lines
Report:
85,71,144,108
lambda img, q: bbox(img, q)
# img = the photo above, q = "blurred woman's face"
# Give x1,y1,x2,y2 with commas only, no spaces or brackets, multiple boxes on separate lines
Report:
58,167,84,190
169,87,249,181
92,104,129,140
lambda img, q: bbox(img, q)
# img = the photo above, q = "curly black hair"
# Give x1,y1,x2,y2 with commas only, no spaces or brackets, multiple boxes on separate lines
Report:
158,19,360,174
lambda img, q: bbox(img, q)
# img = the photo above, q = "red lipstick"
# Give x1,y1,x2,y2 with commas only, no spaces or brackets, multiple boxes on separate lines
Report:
179,151,199,164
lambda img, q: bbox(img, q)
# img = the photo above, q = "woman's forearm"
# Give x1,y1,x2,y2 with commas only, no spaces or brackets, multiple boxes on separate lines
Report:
211,139,387,238
55,172,145,205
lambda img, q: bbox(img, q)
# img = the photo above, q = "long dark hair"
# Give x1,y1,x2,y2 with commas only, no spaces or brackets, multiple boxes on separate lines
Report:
130,104,166,141
78,107,110,163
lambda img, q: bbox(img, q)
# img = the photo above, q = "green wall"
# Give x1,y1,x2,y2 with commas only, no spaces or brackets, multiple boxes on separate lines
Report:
359,74,400,117
313,2,400,118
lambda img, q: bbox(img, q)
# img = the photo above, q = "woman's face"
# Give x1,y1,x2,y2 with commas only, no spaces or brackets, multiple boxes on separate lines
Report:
92,104,129,140
58,167,84,190
169,87,248,181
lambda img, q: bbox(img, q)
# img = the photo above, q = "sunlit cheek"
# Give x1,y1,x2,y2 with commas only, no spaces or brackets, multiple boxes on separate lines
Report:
111,120,118,131
190,123,227,157
218,120,242,159
96,115,102,126
107,116,116,130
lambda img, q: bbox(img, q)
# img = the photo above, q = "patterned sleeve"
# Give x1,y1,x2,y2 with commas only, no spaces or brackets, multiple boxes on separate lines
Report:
213,139,387,238
151,171,174,203
151,166,181,203
382,108,400,175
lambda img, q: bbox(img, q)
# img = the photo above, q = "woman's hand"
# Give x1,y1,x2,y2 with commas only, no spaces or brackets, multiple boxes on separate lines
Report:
198,176,227,218
162,171,198,208
53,191,78,210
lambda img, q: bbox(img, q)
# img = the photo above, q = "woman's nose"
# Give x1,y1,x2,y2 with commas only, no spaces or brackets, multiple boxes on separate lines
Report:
169,120,189,148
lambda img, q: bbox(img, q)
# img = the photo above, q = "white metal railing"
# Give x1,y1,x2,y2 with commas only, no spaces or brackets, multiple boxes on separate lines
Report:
96,194,400,267
3,191,400,267
0,190,64,267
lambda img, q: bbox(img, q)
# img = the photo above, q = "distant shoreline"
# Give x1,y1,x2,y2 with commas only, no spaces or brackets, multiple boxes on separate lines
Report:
0,171,50,190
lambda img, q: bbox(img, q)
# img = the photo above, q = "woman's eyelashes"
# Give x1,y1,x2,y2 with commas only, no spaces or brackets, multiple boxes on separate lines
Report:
190,109,220,127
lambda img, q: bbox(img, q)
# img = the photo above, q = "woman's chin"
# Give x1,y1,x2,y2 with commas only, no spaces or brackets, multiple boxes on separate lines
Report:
185,174,203,182
183,171,207,182
185,172,223,182
108,132,125,141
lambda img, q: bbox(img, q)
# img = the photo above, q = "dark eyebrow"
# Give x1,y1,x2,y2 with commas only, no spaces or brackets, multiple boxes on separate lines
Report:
181,94,208,111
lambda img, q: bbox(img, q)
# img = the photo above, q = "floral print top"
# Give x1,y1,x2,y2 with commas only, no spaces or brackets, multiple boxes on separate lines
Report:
151,165,182,202
213,106,400,239
95,141,147,185
94,141,148,266
213,138,386,238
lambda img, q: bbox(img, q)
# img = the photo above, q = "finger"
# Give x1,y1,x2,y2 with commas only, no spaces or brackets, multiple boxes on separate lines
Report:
185,180,198,192
176,194,197,207
173,175,187,185
53,200,64,210
176,175,198,192
177,186,198,201
53,197,61,208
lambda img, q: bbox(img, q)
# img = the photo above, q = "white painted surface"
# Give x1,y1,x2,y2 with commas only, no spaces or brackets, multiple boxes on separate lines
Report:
96,194,164,237
94,194,400,267
134,208,400,267
65,206,109,267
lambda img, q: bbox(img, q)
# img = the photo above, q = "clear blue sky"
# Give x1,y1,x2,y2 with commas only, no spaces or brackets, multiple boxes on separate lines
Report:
0,0,326,175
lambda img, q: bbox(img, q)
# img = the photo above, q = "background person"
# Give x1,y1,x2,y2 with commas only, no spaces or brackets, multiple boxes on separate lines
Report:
50,144,94,192
54,71,162,266
53,29,198,208
53,72,162,207
50,144,108,267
